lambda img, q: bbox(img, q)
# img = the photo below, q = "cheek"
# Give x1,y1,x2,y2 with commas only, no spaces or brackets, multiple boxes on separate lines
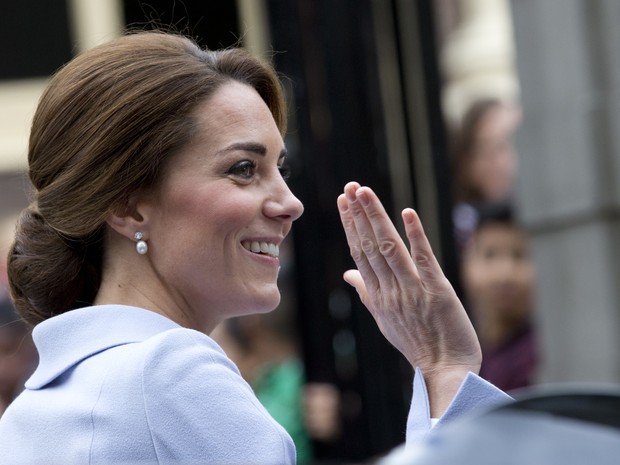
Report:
208,197,260,235
169,186,259,231
470,159,497,191
514,265,535,290
462,260,488,293
494,152,518,179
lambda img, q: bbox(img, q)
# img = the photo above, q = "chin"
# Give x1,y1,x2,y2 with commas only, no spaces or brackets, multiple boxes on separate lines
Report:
258,294,282,314
239,289,282,316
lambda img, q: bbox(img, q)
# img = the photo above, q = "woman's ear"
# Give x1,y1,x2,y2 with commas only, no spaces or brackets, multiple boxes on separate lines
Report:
105,195,151,242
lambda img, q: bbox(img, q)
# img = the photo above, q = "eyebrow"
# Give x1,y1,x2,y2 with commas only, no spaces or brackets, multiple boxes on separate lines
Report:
218,142,288,159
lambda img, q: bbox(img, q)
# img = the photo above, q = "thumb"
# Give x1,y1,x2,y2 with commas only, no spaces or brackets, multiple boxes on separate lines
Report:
343,269,370,309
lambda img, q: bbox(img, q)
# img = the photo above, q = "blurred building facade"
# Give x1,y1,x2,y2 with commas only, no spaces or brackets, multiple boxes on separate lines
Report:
510,0,620,384
2,0,620,462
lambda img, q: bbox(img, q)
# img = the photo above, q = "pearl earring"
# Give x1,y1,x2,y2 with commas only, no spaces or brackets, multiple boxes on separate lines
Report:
134,231,148,255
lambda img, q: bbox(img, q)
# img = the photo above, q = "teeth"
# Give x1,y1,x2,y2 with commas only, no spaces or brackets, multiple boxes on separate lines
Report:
268,243,278,256
242,241,280,258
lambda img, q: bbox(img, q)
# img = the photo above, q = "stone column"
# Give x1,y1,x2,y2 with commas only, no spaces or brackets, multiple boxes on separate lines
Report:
511,0,620,383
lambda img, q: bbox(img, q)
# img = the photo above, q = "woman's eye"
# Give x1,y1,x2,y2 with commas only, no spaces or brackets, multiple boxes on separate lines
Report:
278,164,291,181
227,160,256,179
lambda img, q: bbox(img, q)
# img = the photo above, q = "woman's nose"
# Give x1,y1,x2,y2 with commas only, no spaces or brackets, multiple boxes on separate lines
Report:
490,256,517,281
264,177,304,221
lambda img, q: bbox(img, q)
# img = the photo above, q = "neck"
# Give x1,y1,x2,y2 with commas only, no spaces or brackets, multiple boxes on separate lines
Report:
475,309,528,350
95,240,218,334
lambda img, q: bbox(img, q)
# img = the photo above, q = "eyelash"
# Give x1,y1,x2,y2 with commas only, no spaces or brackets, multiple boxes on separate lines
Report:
279,164,291,181
226,160,291,181
227,160,256,179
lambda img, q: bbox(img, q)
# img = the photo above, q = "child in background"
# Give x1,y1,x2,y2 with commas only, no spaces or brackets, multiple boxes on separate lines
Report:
460,203,538,391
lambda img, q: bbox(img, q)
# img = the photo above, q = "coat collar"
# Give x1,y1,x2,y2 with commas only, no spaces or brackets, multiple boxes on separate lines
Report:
26,305,180,389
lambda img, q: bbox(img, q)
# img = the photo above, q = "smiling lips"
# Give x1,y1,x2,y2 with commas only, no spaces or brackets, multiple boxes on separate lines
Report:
241,240,280,258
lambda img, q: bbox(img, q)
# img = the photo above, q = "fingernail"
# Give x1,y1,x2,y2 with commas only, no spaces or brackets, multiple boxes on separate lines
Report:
358,190,369,206
402,208,415,224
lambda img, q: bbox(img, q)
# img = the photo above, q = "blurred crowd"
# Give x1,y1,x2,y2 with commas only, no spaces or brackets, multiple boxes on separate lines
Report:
450,97,539,393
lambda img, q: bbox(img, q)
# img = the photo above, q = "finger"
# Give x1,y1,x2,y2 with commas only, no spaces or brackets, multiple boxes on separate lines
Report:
338,186,380,293
344,184,396,286
402,208,446,288
355,187,419,286
342,269,374,316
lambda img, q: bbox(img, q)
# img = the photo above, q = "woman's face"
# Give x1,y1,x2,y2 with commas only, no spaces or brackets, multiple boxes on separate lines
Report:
468,104,521,202
140,81,303,331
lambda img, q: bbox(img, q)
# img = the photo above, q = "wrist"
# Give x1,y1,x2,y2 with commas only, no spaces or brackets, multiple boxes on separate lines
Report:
423,366,479,418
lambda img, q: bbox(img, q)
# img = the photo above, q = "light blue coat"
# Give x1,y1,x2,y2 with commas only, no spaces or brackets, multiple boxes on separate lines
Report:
0,305,509,464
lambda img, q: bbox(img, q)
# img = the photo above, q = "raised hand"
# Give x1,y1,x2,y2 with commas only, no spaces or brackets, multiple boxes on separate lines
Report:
337,182,482,416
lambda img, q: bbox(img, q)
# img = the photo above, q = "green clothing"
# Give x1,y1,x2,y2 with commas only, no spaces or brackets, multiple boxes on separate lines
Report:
253,359,313,464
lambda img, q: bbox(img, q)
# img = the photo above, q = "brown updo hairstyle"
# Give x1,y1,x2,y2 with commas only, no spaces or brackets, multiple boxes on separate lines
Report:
8,31,287,327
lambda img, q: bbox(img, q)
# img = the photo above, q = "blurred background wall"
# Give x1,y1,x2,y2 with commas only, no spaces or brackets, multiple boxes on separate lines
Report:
1,0,620,462
510,0,620,384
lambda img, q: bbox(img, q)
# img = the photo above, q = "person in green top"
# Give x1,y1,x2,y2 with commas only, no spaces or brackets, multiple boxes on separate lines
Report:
213,309,318,464
253,357,313,464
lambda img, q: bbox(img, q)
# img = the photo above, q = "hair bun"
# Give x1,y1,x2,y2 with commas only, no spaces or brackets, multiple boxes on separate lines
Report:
8,205,102,326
